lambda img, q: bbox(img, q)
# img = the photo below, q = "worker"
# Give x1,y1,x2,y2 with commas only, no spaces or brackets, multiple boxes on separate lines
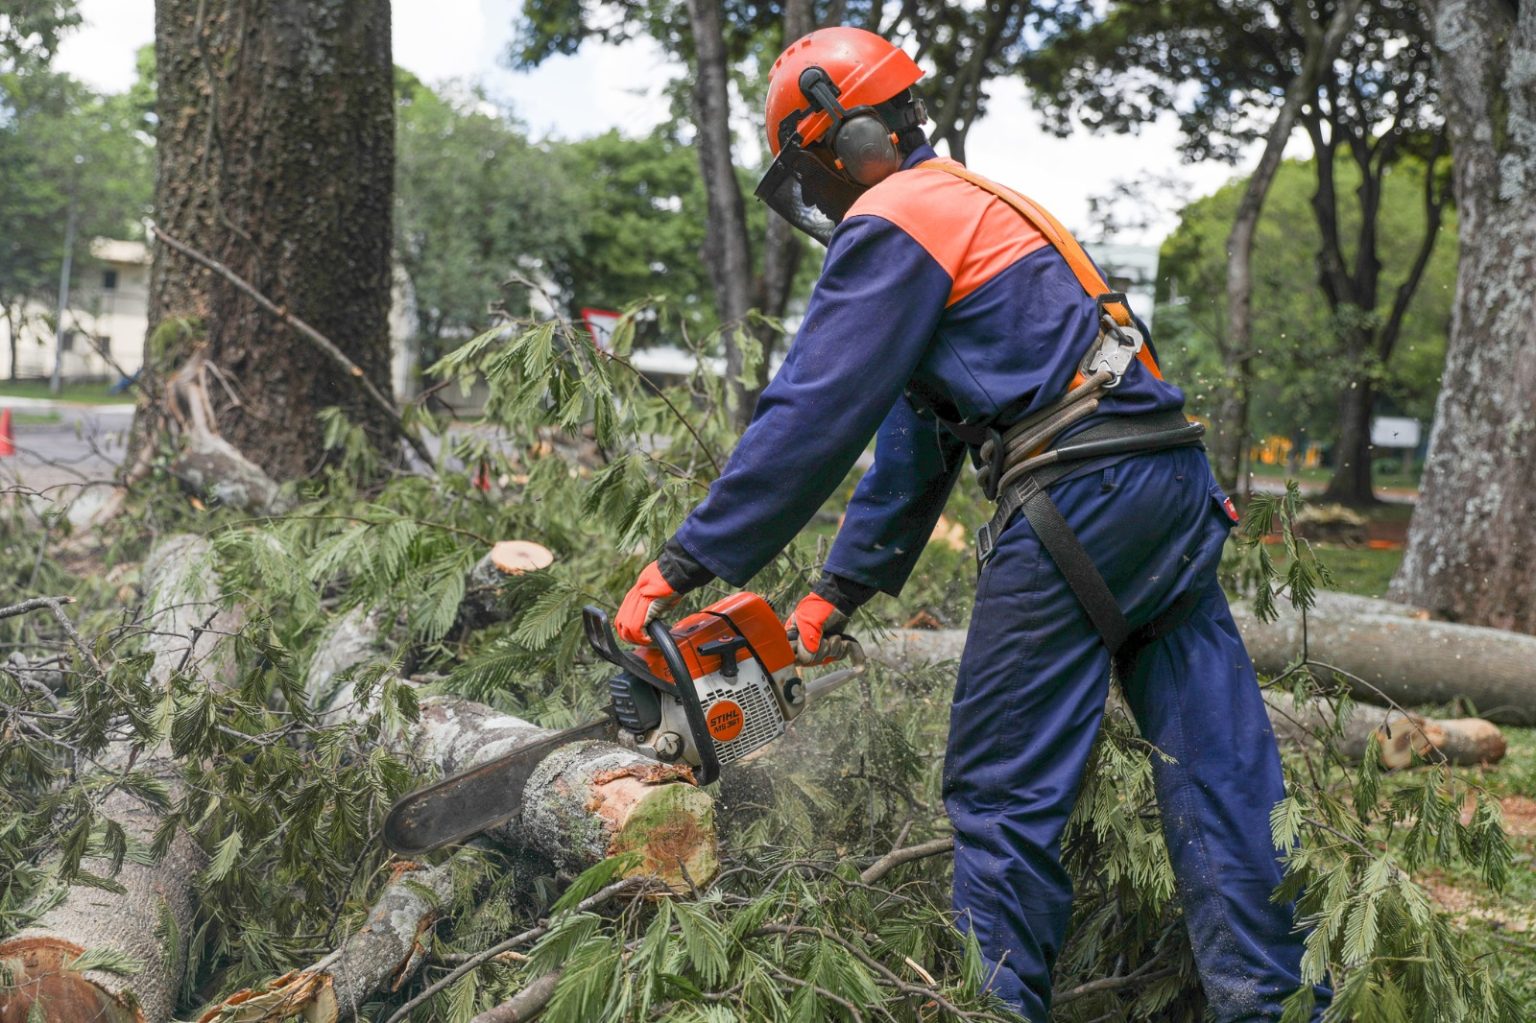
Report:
614,26,1326,1023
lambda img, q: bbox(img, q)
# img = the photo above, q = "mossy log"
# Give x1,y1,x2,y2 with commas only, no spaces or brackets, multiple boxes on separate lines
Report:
0,535,238,1023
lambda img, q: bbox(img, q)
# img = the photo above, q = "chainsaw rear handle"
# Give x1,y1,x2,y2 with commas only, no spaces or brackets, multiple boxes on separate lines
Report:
582,605,669,689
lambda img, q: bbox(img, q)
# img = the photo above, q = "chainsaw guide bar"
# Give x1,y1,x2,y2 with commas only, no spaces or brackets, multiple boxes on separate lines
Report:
381,716,615,856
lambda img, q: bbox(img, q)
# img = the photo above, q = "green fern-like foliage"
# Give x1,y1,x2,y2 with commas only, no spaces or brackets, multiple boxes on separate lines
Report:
0,305,1522,1022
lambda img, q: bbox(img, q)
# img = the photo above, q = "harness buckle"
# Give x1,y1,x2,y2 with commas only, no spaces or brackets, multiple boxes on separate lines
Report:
975,520,997,569
1080,312,1146,390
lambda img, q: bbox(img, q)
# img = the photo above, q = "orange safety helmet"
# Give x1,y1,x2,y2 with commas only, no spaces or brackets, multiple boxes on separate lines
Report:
756,28,926,244
764,27,924,156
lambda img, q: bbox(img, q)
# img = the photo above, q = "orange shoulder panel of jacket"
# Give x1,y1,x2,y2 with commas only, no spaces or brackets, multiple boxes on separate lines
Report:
845,158,1051,306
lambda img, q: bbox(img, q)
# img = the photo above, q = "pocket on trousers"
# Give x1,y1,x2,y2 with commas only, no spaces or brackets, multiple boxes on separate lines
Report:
1209,482,1240,532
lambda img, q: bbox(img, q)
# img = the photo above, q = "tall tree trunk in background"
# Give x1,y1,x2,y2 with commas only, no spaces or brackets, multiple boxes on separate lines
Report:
744,0,813,411
686,0,812,429
1212,0,1361,498
1391,0,1536,632
1328,369,1376,504
142,0,396,481
684,0,756,428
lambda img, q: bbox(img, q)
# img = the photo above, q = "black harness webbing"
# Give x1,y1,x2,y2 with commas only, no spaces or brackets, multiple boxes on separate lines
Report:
971,410,1207,672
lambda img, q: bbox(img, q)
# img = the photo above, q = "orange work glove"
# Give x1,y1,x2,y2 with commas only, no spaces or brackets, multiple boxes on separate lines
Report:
785,593,859,666
615,562,681,644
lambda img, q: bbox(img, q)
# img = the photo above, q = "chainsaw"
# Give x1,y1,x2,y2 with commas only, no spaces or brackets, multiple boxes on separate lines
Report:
381,591,863,855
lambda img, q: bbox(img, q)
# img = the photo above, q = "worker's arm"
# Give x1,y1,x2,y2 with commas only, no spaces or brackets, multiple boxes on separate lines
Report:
669,214,952,587
821,396,967,596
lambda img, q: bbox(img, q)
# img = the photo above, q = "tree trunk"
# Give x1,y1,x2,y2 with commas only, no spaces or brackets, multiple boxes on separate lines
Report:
142,0,397,481
1391,0,1536,632
305,596,719,891
1261,695,1505,768
0,536,240,1023
1226,599,1536,726
1323,371,1377,506
683,0,756,429
1208,389,1251,496
1214,0,1362,498
864,626,1504,767
868,588,1534,727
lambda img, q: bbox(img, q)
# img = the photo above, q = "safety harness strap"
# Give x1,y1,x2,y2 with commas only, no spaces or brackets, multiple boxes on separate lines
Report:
927,161,1163,383
974,412,1207,663
1014,476,1132,652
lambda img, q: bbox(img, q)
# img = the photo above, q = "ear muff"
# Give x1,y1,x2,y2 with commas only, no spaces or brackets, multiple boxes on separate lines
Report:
832,113,902,186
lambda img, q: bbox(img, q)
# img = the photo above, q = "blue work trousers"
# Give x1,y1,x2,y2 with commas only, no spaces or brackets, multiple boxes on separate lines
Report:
943,447,1324,1021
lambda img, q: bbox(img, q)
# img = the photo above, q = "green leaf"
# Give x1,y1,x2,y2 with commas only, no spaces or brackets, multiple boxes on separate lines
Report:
205,828,243,883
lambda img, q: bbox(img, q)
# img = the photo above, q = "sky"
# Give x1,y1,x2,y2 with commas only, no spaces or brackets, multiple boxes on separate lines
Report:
53,0,1251,241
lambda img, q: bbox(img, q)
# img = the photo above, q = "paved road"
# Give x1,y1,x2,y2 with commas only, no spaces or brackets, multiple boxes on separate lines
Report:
0,399,134,495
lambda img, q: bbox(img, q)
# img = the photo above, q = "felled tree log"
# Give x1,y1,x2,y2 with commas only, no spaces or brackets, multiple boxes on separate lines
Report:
1262,696,1507,768
0,535,240,1023
867,627,1506,767
222,601,716,1022
457,540,555,631
1231,594,1536,725
194,856,463,1023
304,556,714,895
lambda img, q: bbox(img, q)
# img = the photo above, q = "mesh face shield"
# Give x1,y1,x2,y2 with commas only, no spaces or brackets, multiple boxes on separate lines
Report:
754,144,866,246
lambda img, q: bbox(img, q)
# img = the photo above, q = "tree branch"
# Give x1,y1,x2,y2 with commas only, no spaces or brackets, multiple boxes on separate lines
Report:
860,836,955,884
148,222,434,467
1378,132,1450,363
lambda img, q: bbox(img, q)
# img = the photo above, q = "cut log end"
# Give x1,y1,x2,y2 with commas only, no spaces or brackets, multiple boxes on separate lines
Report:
488,541,554,576
0,938,143,1023
520,741,719,891
600,773,719,891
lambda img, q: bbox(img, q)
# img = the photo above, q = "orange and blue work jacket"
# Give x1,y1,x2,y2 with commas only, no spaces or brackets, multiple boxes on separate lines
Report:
672,144,1186,595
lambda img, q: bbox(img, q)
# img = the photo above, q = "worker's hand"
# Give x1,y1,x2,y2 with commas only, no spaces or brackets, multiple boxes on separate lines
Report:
615,562,682,644
786,593,860,666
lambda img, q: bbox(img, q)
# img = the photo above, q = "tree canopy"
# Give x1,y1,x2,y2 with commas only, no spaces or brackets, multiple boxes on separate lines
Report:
1157,154,1456,446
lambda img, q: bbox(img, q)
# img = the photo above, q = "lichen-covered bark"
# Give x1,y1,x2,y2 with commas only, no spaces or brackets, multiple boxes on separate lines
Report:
1392,0,1536,630
143,0,397,480
0,536,237,1023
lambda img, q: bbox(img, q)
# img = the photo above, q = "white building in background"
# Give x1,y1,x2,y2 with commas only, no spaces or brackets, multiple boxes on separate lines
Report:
1091,242,1160,331
2,238,422,399
0,238,152,382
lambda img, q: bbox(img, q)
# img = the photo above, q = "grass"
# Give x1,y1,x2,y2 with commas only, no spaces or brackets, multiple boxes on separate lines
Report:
1249,461,1422,491
1314,545,1406,598
0,379,131,405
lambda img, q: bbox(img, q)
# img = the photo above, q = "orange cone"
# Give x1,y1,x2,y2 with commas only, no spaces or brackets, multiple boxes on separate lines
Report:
0,409,13,458
473,458,491,492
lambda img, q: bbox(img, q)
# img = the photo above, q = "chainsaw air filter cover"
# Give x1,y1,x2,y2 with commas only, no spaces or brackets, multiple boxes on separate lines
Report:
639,591,796,683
